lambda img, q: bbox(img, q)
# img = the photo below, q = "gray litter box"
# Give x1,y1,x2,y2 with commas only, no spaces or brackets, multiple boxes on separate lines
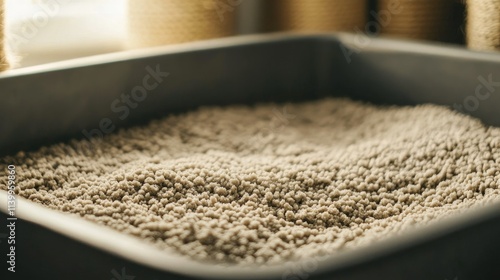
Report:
1,33,500,280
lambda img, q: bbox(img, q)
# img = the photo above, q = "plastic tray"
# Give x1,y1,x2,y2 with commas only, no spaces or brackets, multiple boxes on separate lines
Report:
1,33,500,280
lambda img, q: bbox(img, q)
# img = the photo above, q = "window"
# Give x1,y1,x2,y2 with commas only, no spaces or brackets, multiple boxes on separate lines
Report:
5,0,126,67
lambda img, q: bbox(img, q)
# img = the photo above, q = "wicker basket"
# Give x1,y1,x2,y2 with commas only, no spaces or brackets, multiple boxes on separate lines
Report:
128,0,236,48
265,0,367,32
378,0,460,42
467,0,500,51
0,0,8,71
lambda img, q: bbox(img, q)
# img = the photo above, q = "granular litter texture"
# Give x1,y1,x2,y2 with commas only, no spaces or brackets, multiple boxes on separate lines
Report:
1,98,500,264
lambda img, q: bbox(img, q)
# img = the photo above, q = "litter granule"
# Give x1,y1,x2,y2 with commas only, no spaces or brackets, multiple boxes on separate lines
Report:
1,98,500,264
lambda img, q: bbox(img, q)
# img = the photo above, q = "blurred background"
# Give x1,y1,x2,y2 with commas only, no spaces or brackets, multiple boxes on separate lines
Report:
1,0,499,68
5,0,126,66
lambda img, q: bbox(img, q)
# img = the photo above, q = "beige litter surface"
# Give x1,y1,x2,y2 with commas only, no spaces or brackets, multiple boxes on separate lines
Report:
1,98,500,265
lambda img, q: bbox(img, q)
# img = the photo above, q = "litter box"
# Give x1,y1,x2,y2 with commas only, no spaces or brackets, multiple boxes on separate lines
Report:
1,33,500,280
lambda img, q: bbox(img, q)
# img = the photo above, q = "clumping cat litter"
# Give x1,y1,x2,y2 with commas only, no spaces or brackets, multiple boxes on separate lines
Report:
1,98,499,264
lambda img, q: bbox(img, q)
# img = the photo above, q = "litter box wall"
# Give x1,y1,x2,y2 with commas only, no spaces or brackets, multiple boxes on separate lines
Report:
1,34,500,156
0,37,319,156
318,34,500,127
